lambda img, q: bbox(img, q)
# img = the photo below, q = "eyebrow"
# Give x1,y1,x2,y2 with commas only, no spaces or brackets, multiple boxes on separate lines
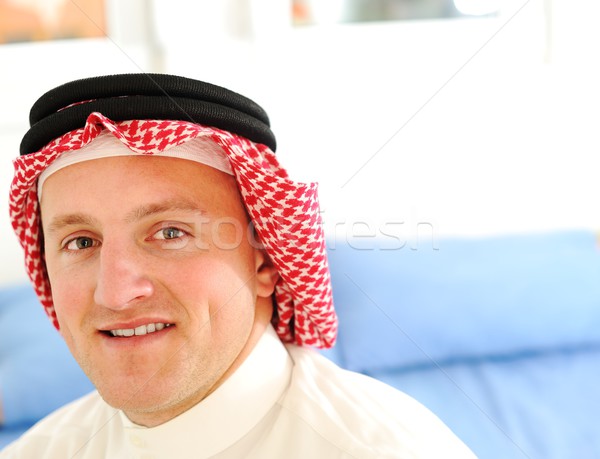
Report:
45,199,206,235
45,214,99,235
124,199,206,223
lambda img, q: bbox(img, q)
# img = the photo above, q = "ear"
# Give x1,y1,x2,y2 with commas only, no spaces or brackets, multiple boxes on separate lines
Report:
254,249,279,298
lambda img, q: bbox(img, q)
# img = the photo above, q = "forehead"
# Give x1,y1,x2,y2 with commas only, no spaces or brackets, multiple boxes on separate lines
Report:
39,155,243,219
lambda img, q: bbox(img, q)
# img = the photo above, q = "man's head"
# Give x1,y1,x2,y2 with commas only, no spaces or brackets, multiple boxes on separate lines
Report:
39,153,278,426
9,74,336,424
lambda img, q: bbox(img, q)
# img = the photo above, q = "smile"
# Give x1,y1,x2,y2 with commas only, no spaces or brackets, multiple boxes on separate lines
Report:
108,323,173,337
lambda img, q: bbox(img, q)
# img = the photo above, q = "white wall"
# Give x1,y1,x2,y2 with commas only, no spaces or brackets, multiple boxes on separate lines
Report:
1,0,599,285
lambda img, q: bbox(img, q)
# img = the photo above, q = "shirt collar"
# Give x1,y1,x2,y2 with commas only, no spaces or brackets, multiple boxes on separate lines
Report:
119,325,293,458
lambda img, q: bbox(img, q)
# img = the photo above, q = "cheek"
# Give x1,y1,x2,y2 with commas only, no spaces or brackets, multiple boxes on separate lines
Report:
50,288,84,357
179,256,256,320
46,263,94,328
52,292,83,334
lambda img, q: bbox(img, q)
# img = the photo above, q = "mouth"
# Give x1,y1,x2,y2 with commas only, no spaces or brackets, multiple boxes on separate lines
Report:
102,322,174,338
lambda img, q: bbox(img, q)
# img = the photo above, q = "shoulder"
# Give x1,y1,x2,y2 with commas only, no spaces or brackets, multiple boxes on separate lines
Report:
0,391,118,459
282,345,476,459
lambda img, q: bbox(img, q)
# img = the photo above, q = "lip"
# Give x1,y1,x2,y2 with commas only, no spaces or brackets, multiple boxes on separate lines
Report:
98,323,175,348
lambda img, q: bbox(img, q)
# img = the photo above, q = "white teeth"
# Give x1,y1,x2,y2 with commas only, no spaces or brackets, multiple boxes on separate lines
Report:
108,323,171,337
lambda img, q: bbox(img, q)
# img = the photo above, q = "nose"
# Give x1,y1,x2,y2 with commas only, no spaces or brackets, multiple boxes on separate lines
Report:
93,239,154,310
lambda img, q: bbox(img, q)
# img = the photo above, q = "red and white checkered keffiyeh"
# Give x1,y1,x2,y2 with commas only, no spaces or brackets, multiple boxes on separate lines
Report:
9,112,337,348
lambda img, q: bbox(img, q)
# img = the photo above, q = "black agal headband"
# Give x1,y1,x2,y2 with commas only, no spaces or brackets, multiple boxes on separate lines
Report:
20,73,277,156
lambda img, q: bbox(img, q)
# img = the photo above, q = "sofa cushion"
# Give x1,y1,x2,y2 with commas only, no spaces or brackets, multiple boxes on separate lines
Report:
326,230,600,373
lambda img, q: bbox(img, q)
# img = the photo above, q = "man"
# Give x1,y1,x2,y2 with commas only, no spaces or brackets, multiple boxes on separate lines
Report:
2,74,475,458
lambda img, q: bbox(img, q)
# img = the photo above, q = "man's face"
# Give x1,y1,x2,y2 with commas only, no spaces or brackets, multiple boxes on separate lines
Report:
40,155,277,427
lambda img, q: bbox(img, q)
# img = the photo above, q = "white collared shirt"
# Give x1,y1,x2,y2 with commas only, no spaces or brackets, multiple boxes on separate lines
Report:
1,326,475,458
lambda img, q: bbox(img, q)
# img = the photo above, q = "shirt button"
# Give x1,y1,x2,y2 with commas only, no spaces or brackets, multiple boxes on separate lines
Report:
129,434,146,448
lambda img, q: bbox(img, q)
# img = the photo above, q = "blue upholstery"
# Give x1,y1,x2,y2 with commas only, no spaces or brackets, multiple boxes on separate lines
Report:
325,230,600,459
0,284,94,448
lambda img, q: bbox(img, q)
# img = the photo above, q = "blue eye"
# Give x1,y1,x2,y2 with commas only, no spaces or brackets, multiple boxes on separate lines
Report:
158,227,185,240
65,237,97,250
150,227,191,250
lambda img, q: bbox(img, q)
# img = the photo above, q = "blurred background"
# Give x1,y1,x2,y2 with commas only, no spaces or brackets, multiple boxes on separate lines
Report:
1,1,600,458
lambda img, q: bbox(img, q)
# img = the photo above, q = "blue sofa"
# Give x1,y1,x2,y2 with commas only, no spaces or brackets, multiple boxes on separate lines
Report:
324,230,600,458
2,230,600,457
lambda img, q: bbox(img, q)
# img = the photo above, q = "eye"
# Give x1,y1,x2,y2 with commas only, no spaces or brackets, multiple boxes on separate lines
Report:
155,227,185,240
64,236,98,251
149,226,192,250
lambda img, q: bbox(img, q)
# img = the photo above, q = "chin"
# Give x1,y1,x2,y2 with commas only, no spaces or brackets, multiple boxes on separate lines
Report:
97,374,208,425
